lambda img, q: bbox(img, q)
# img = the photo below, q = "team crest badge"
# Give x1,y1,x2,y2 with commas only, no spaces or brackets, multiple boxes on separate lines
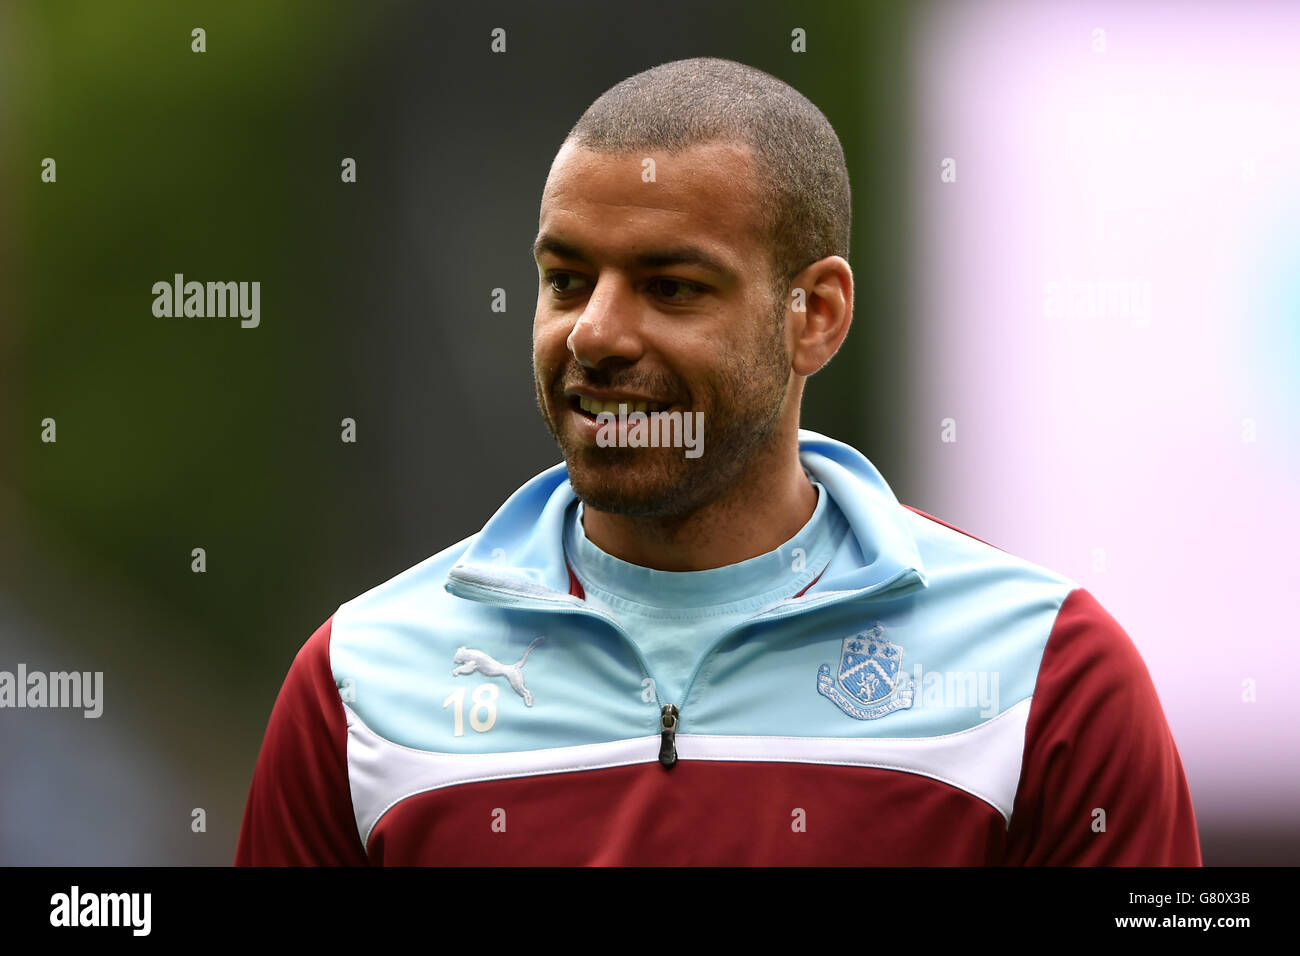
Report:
817,622,915,720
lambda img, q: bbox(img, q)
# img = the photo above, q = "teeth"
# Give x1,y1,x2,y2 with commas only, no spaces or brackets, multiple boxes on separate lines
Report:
577,397,669,415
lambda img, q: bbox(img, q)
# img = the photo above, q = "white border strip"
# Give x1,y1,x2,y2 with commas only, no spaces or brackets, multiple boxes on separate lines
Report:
345,698,1032,847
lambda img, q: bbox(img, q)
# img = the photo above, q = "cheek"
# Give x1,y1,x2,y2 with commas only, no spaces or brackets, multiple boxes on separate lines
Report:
532,315,569,370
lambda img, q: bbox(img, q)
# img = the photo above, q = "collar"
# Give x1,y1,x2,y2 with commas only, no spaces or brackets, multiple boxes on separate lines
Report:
445,429,929,606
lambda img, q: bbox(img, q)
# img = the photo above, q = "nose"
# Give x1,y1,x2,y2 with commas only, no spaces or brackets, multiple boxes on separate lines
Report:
566,273,645,369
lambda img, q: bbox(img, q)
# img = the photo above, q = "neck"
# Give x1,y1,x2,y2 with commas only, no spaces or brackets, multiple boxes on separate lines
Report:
580,431,817,571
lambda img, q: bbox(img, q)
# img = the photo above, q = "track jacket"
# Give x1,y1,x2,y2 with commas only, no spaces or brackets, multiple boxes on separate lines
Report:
235,429,1201,865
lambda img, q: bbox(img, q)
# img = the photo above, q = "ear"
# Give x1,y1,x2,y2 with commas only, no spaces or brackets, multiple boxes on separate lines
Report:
784,256,853,377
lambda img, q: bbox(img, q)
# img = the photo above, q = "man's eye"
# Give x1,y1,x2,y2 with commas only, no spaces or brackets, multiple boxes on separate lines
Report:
547,273,588,295
649,278,703,301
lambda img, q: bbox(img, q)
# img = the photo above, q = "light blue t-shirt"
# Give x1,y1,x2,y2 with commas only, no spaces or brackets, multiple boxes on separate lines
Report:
563,480,850,705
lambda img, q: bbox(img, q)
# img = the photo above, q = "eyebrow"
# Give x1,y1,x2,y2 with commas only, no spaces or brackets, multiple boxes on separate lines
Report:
531,234,738,283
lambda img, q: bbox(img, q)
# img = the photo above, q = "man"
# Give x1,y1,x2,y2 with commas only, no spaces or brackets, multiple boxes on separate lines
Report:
236,57,1200,865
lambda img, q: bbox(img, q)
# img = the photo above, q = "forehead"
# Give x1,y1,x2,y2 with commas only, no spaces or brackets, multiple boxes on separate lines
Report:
537,140,767,273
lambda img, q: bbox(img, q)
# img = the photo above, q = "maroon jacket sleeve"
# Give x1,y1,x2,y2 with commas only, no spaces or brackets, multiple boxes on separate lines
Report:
234,616,369,866
1003,588,1202,865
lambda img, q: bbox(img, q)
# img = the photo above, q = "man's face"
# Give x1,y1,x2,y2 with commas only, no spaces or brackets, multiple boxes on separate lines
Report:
532,139,793,519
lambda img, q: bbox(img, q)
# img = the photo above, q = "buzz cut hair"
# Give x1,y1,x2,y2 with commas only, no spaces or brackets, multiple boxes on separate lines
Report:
563,56,852,307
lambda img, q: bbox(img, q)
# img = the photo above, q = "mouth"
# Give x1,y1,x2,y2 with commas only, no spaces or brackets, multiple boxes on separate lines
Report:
567,393,673,422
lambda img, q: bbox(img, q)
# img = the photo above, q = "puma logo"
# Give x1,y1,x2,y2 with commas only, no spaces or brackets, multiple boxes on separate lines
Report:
452,637,547,707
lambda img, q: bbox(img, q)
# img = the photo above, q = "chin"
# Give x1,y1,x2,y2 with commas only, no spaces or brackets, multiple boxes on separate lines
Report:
564,449,695,519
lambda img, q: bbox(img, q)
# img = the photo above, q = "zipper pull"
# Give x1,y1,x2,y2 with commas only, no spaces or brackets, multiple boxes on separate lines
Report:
659,704,679,769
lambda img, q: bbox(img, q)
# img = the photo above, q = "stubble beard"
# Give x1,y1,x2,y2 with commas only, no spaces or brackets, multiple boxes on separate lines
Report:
535,298,791,522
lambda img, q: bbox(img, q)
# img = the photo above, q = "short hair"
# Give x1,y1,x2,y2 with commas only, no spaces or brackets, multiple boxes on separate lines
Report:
564,56,851,305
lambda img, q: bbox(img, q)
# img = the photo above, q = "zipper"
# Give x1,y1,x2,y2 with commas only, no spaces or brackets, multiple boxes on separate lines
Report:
658,704,679,768
447,563,925,767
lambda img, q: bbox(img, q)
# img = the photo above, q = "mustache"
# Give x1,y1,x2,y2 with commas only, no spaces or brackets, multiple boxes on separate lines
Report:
552,361,684,402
